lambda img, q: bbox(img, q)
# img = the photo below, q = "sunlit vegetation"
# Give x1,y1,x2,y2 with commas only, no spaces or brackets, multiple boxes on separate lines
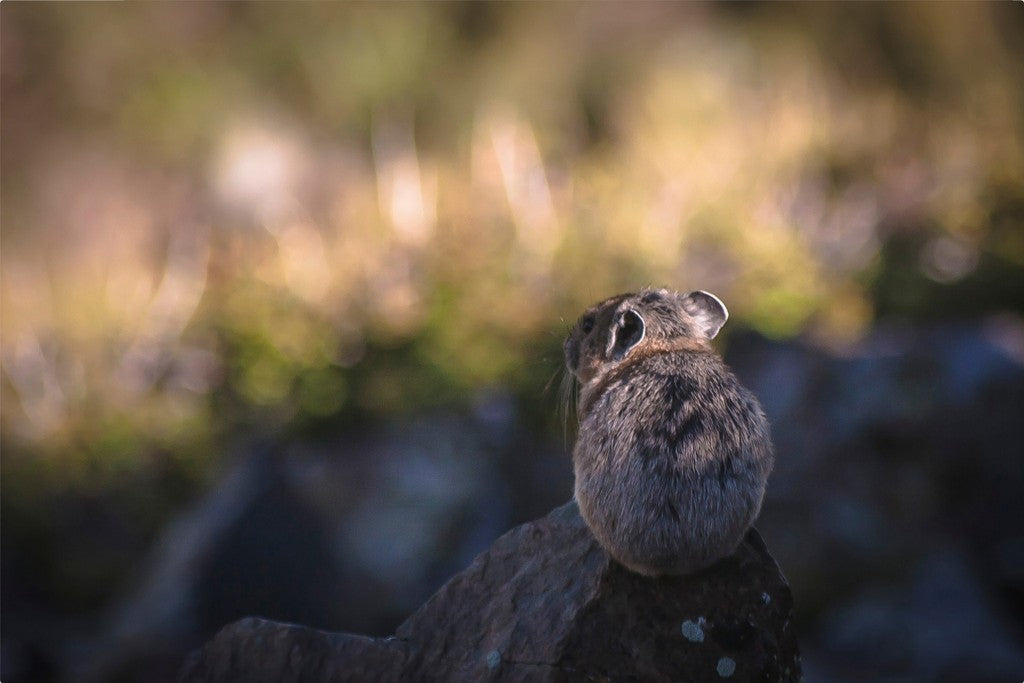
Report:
2,3,1022,545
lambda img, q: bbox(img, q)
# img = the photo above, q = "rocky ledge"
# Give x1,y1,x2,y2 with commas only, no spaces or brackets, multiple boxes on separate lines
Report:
179,501,800,682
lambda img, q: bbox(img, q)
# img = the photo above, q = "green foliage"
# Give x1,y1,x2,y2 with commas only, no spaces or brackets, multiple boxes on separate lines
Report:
1,2,1022,524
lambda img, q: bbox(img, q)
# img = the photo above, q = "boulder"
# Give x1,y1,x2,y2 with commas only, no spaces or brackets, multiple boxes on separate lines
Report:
179,501,800,682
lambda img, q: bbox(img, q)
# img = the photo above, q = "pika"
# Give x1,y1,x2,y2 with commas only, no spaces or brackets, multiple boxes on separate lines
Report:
564,288,773,576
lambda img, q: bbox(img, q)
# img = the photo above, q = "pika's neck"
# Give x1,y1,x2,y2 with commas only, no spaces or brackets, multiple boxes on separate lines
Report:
577,336,712,420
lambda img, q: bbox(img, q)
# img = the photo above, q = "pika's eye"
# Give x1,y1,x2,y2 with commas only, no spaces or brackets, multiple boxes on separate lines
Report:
580,315,595,334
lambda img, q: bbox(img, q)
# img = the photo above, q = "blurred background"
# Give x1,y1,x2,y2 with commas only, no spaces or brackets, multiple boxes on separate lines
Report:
2,3,1023,682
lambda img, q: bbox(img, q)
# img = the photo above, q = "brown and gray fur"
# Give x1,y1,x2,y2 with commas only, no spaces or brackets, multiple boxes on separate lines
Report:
564,288,773,576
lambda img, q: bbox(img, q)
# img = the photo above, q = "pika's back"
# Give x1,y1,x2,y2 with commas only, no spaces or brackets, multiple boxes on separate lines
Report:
565,288,774,576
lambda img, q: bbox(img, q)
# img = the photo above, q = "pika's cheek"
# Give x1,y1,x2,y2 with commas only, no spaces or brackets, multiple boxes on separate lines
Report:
577,358,602,384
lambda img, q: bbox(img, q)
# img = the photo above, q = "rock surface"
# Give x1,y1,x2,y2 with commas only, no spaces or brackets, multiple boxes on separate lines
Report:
179,501,800,682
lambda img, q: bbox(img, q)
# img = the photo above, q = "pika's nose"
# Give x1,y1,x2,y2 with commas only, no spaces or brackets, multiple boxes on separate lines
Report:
565,338,579,372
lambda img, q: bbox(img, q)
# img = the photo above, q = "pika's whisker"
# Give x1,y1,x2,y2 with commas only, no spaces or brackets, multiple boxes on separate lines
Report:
543,366,562,395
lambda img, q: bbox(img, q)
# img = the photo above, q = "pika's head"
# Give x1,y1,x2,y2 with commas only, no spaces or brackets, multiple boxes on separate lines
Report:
564,288,728,385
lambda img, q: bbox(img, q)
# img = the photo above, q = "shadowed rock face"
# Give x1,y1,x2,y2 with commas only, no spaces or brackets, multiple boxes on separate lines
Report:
179,502,800,682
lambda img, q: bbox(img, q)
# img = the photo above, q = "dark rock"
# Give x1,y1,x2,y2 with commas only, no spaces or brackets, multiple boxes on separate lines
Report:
179,501,800,682
178,619,407,683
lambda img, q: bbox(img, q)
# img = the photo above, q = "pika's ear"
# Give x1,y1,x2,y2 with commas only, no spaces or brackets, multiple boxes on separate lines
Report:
682,290,728,339
608,309,645,360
